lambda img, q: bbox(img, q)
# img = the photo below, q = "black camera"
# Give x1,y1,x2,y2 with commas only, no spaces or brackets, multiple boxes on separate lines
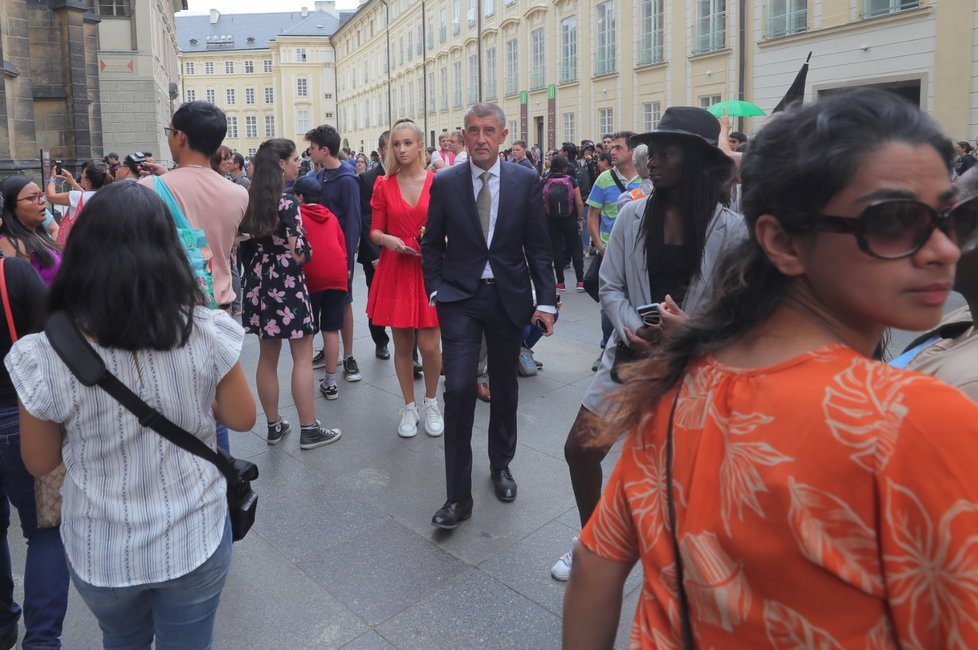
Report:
53,160,63,175
123,151,146,176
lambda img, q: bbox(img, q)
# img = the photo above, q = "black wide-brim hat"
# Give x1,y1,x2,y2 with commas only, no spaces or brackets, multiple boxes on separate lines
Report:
629,106,733,168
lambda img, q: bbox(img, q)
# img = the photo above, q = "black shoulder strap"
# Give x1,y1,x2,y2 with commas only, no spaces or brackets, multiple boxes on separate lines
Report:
665,390,694,650
43,311,240,486
610,169,627,193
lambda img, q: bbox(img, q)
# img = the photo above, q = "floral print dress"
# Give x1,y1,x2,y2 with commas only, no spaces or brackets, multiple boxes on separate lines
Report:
582,344,978,649
239,193,316,339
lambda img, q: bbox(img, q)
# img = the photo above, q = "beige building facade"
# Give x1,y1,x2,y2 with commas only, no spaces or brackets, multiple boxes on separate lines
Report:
331,0,976,152
175,4,340,157
97,0,187,166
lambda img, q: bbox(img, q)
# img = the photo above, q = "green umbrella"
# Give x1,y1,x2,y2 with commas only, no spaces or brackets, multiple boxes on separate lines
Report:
706,100,766,118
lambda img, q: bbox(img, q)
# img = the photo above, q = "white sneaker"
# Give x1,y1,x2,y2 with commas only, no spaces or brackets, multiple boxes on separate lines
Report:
422,397,444,437
551,537,578,581
397,403,420,438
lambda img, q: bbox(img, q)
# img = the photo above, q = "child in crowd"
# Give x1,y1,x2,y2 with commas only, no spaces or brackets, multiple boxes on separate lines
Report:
292,175,349,401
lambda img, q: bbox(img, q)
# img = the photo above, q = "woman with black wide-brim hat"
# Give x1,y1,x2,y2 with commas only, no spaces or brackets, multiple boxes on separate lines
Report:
550,106,746,581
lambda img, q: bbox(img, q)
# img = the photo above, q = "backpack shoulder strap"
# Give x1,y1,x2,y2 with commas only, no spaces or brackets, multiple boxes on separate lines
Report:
0,259,16,343
610,169,627,193
151,176,190,230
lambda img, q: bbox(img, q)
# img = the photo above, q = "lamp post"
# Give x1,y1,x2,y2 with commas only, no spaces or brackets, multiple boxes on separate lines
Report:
379,0,393,128
421,0,429,144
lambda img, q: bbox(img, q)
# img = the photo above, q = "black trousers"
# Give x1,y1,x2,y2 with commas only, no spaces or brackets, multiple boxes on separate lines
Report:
361,260,390,347
437,282,523,502
548,217,584,285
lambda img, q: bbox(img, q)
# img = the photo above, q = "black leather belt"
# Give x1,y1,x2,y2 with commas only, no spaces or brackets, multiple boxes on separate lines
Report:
479,278,496,285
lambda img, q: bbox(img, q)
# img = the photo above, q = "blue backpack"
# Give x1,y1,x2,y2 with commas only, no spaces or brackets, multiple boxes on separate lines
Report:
151,176,217,308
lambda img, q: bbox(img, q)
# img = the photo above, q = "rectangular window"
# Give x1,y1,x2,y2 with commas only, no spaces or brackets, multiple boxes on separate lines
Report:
244,60,254,73
407,32,414,60
768,0,807,37
226,116,238,138
226,88,236,105
453,60,462,107
296,48,308,62
296,110,310,133
263,59,273,73
98,0,131,17
439,6,447,43
248,147,256,156
399,35,405,66
530,29,545,90
185,88,196,102
485,0,494,16
428,71,436,111
184,62,195,75
427,15,435,48
485,47,497,100
453,0,461,34
699,93,721,109
205,62,214,74
265,115,275,137
245,87,255,105
638,0,665,65
505,39,518,96
408,80,415,115
642,101,661,131
563,112,575,144
467,54,479,103
560,17,577,83
468,0,477,26
417,25,423,54
205,88,215,103
225,61,234,74
264,86,274,103
440,66,448,110
862,0,916,18
595,0,616,76
599,107,614,135
508,119,518,142
694,0,726,54
297,77,308,97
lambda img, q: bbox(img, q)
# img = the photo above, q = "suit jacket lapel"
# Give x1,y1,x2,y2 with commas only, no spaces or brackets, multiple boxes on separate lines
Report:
463,161,489,248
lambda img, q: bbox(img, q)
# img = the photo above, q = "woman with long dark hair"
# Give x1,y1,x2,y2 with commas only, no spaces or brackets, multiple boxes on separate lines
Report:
550,107,744,582
545,155,586,292
239,137,341,449
44,159,113,247
0,177,62,286
562,89,978,647
7,181,256,648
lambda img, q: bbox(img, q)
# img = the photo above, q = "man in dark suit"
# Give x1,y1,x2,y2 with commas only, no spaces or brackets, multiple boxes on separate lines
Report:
358,130,391,359
422,103,557,530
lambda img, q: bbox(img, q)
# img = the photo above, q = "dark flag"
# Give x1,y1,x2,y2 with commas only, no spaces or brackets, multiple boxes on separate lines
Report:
772,52,812,113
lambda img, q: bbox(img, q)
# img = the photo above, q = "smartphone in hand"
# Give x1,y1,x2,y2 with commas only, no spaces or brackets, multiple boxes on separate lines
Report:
54,160,63,176
637,303,660,326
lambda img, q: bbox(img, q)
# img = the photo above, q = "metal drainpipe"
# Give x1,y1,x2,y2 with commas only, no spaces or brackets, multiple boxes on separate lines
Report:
380,0,393,128
477,0,483,102
421,0,429,143
737,0,747,132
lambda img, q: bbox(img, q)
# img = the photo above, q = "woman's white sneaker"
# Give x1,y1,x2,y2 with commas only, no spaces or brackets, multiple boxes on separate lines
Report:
551,537,578,581
422,397,444,437
397,403,420,438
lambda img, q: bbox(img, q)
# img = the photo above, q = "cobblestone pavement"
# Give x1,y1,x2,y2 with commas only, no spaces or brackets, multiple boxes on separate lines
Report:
9,265,964,649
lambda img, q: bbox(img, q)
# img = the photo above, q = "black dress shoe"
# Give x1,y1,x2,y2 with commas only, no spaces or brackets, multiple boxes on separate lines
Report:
491,468,517,502
431,498,473,530
375,345,390,360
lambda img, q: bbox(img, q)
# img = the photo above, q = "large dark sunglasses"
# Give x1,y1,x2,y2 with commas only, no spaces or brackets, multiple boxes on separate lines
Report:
811,196,978,259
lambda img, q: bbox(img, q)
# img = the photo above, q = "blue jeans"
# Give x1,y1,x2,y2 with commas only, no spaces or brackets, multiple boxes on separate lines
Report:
70,516,231,650
0,406,69,649
521,310,560,350
215,422,229,454
599,309,613,349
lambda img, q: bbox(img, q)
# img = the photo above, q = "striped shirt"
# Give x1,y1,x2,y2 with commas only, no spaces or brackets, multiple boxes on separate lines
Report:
5,308,243,587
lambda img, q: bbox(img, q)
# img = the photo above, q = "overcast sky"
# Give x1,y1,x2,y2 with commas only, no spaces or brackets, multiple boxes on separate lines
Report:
180,0,359,15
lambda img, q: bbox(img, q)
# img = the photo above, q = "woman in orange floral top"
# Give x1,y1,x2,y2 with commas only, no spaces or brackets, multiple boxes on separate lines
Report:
563,88,978,649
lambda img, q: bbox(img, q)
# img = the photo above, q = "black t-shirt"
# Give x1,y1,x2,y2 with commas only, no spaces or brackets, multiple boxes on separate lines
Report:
0,258,48,408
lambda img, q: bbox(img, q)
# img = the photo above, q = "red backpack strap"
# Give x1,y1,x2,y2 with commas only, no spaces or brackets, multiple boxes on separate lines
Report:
0,258,17,343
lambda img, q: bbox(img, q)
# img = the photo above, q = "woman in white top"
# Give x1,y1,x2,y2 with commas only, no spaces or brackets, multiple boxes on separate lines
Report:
6,181,256,649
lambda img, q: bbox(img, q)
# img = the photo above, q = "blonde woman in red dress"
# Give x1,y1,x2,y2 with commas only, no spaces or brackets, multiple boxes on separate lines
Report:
367,119,444,438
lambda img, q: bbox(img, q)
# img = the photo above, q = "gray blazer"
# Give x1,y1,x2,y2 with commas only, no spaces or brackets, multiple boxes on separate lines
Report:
582,197,747,416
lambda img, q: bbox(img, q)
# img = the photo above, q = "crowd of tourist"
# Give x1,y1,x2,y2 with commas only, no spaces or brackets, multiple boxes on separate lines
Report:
0,87,976,648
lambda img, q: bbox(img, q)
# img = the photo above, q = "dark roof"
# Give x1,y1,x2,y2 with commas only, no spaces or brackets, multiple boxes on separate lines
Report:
175,10,338,53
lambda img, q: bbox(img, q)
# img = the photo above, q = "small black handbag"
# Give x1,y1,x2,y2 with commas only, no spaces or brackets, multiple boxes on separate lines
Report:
43,311,258,542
